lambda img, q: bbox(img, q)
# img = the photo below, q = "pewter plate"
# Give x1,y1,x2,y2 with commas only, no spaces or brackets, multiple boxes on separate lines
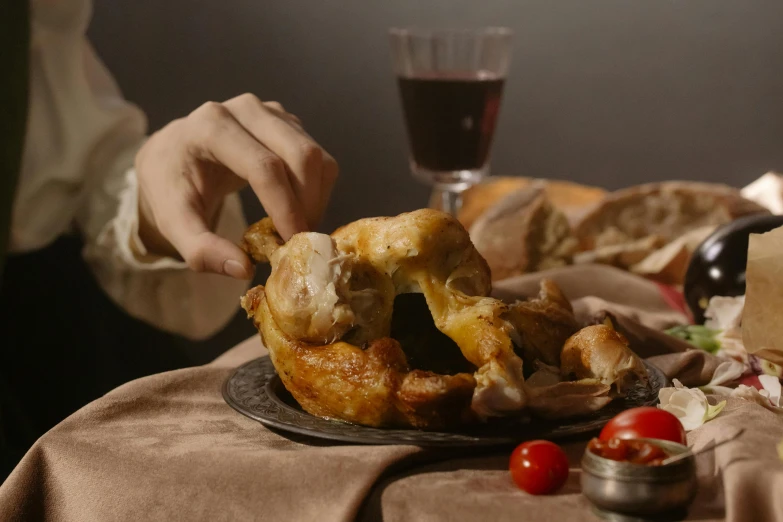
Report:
223,356,668,448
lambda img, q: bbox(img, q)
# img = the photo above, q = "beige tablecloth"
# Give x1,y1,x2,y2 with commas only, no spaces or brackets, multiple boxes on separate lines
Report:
1,266,782,522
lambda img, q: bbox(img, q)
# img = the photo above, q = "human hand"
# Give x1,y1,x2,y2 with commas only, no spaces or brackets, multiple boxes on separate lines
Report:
135,94,338,279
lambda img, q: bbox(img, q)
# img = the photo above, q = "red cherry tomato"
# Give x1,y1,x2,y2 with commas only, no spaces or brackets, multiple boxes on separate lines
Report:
588,437,629,461
587,437,668,465
599,407,686,445
509,440,569,495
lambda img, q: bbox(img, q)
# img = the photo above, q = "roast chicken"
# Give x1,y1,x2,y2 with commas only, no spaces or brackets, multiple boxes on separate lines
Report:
240,209,647,429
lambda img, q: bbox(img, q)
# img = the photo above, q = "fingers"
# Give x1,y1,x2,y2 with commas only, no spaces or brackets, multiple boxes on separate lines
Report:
176,94,338,245
188,232,256,279
317,150,339,223
262,101,304,127
173,213,255,280
187,101,307,240
263,100,286,113
148,176,255,280
223,94,329,229
137,94,336,278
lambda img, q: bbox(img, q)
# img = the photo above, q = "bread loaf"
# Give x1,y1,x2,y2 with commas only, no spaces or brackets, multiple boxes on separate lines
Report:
449,176,606,230
574,181,769,251
469,184,578,280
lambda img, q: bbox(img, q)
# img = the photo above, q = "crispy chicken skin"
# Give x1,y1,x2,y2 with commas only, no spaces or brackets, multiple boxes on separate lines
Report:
242,209,535,426
242,218,284,263
522,321,648,420
504,280,581,368
242,286,477,428
240,209,646,428
560,323,648,394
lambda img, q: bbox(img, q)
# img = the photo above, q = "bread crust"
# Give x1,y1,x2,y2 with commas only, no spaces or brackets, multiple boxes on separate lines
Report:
469,184,578,280
448,176,606,230
573,181,770,251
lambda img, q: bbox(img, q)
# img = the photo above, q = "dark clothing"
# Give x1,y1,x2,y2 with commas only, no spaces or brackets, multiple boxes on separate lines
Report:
0,0,254,482
0,1,192,478
0,0,31,278
0,235,195,480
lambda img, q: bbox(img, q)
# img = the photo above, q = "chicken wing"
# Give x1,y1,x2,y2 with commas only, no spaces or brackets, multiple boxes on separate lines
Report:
560,322,648,395
504,279,581,368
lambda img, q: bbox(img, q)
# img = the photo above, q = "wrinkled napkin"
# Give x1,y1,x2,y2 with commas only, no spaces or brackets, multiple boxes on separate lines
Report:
1,265,782,522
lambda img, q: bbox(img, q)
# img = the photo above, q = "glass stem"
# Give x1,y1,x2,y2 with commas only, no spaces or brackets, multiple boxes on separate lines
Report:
439,188,463,216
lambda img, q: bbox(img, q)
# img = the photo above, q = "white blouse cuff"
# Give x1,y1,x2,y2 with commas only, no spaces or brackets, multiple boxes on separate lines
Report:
113,168,189,270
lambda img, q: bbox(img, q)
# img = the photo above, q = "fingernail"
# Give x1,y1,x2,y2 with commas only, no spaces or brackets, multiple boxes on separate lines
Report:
223,259,251,279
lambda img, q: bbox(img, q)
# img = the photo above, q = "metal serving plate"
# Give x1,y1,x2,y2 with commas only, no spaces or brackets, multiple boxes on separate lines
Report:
223,356,667,448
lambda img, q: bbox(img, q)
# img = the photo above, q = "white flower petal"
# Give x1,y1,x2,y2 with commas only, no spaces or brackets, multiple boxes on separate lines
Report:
708,360,746,387
658,387,675,405
658,380,729,431
699,384,735,396
731,385,783,413
704,295,745,331
686,386,709,403
758,375,782,407
681,398,709,431
714,329,750,367
669,389,700,410
659,384,708,431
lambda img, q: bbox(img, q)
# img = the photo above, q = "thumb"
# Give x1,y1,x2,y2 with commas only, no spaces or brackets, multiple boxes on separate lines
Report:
160,202,255,279
179,230,255,280
149,187,255,279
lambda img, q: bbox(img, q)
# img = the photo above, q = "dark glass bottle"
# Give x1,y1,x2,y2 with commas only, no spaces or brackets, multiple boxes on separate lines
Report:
684,214,783,324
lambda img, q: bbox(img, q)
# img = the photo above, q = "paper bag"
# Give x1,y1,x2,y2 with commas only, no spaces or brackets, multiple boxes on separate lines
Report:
743,226,783,365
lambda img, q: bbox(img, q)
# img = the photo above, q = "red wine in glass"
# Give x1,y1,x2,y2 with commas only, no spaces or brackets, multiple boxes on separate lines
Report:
398,71,505,181
389,27,512,215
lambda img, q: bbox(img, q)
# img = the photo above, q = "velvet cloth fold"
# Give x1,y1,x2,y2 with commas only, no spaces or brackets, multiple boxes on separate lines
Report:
2,266,781,522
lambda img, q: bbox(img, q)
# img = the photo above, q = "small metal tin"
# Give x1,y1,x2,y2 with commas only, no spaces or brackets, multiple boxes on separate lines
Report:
581,438,698,519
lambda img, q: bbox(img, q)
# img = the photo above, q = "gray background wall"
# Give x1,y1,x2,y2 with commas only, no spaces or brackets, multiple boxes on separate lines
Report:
87,0,783,362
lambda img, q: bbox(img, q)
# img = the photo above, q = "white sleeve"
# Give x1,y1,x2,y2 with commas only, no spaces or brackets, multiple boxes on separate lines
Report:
23,4,250,341
80,164,251,341
72,41,249,341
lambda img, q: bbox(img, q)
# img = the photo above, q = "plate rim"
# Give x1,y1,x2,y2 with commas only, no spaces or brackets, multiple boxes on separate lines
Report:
222,356,668,448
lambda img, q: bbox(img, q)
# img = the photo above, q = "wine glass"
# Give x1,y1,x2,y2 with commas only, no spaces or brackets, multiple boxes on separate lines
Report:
389,27,512,216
